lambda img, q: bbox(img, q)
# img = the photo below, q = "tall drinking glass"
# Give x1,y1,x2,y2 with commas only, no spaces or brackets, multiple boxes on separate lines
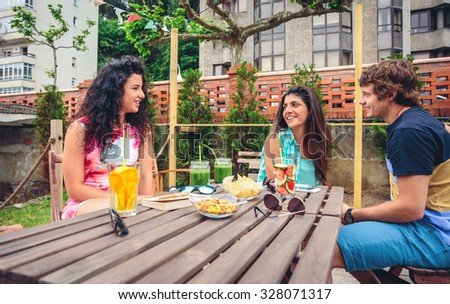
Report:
272,158,297,199
214,158,232,184
108,161,140,217
190,161,210,186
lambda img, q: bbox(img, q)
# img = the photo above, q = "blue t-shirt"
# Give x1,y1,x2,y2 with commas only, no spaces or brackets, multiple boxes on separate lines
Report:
386,106,450,245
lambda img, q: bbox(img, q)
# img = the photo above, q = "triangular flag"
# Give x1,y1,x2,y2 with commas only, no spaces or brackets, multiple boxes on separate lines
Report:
127,14,142,22
93,0,105,6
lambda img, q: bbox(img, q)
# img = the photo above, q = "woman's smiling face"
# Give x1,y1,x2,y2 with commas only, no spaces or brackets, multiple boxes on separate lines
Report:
282,94,309,130
121,73,144,115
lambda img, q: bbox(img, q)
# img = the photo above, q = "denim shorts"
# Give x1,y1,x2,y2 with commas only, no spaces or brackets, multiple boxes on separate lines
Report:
337,220,450,272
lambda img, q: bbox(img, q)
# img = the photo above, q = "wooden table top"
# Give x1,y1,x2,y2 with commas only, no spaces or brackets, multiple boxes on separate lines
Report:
0,186,343,284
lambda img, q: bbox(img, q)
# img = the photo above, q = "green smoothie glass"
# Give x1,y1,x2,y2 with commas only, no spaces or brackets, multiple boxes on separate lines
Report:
190,161,210,186
214,158,232,184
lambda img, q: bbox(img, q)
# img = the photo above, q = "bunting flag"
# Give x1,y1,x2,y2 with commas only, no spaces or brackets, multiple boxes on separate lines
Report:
114,7,127,24
145,20,157,32
127,14,142,22
93,0,105,6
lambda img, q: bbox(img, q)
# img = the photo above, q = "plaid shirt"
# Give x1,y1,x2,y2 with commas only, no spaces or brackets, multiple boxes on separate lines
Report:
257,128,320,186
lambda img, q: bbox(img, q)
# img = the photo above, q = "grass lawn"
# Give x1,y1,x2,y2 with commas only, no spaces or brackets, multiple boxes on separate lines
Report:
0,196,53,228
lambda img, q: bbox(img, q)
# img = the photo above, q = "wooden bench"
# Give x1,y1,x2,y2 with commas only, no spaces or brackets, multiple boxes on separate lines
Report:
237,151,261,180
374,265,450,284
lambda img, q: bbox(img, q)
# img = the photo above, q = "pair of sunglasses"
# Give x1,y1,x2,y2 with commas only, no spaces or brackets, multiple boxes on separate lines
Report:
254,193,305,218
109,208,128,236
168,185,216,195
262,177,276,194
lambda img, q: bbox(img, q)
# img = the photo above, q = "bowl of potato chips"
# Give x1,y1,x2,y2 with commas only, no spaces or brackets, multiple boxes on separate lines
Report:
189,193,246,218
222,175,264,199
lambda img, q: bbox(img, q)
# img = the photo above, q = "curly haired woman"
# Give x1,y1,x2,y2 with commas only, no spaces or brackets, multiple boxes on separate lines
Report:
61,55,155,219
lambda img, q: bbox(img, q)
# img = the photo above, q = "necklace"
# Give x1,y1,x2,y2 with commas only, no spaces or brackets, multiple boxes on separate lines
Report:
395,106,409,119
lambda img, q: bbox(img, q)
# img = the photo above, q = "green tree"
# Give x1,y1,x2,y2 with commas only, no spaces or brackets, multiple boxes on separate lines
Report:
11,4,95,86
97,1,199,80
11,4,94,178
175,69,214,186
291,63,324,102
120,0,353,65
97,18,141,70
224,62,270,175
34,85,67,177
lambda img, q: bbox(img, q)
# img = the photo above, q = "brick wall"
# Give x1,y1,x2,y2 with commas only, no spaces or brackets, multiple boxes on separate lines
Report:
1,58,449,122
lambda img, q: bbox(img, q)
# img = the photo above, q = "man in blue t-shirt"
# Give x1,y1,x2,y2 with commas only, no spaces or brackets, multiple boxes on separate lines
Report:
331,59,450,283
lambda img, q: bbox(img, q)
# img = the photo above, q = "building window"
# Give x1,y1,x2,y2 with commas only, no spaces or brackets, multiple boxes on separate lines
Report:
72,57,77,68
0,63,33,81
71,78,76,88
377,0,403,59
73,0,78,7
411,10,437,33
254,0,285,72
213,64,230,76
73,16,78,27
312,11,352,68
445,8,450,28
0,87,33,95
25,0,34,8
2,49,12,57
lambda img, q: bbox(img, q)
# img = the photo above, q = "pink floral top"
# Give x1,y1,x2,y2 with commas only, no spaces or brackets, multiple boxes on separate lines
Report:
61,117,141,219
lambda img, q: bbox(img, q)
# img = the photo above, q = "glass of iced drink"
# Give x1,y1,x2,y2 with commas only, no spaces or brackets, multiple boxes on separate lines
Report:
272,158,297,199
108,161,140,217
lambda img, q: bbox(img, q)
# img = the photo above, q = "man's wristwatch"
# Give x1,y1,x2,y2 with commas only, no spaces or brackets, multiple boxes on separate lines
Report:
343,208,355,225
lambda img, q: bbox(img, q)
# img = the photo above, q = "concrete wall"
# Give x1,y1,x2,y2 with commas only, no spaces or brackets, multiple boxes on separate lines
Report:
0,127,47,202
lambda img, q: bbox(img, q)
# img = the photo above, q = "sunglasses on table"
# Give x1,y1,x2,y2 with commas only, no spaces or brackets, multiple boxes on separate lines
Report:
253,193,305,218
109,208,129,236
167,185,216,195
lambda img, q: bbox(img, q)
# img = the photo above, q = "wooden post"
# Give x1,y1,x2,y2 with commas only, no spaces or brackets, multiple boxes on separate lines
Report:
353,2,363,209
168,28,179,186
50,119,63,210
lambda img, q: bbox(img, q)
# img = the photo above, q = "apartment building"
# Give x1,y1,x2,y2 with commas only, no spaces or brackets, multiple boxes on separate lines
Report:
0,0,98,94
200,0,450,76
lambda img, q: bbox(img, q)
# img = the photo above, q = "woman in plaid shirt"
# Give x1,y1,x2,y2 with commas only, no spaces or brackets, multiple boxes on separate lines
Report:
257,86,330,187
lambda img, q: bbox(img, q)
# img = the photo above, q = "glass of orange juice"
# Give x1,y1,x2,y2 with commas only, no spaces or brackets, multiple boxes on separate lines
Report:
108,161,140,217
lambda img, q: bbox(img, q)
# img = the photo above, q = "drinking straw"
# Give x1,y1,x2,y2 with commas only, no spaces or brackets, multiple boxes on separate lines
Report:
203,143,217,160
199,144,202,163
278,131,283,163
122,126,126,166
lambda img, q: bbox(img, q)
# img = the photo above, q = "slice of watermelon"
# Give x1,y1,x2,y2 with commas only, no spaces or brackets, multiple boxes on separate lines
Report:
286,179,295,194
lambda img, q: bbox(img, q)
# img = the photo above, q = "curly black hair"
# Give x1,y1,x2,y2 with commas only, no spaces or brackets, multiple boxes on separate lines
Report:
75,55,152,155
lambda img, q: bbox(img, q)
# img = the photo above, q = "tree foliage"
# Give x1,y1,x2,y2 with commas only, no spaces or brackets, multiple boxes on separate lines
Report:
291,63,324,102
223,62,270,175
34,85,67,177
97,2,199,80
118,0,353,65
11,4,95,86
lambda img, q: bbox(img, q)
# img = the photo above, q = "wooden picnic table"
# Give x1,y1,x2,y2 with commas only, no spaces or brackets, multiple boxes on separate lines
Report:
0,186,343,284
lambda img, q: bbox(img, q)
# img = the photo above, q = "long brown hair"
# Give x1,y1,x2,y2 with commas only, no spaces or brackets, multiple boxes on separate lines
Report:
272,86,330,185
